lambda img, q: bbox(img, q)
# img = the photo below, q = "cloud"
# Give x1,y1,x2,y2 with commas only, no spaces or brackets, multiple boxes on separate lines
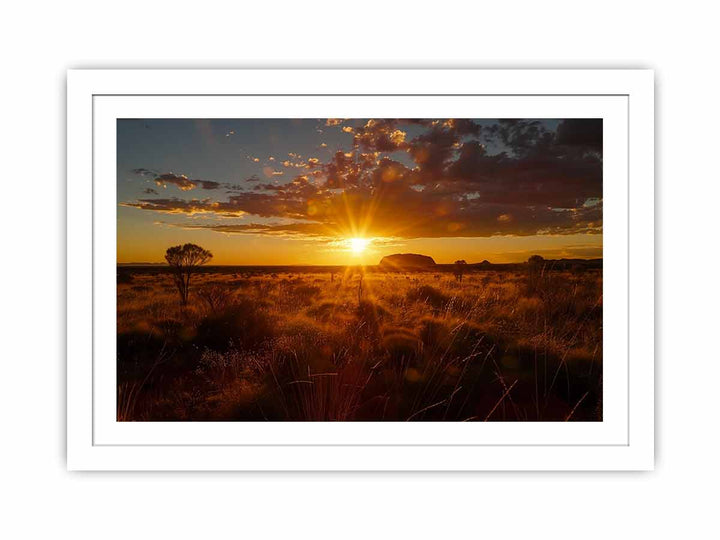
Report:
154,173,196,191
132,168,157,177
198,180,220,189
353,119,409,152
263,166,285,178
282,154,314,169
151,173,222,191
407,119,478,173
483,119,549,156
143,187,158,194
123,119,602,240
555,119,602,149
162,221,332,238
121,197,244,217
325,119,343,126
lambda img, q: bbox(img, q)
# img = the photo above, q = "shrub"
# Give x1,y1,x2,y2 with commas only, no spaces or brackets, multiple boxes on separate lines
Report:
381,327,422,364
291,284,322,305
307,301,343,322
418,316,452,349
195,300,274,351
406,284,448,310
117,271,134,284
197,285,232,313
355,299,389,330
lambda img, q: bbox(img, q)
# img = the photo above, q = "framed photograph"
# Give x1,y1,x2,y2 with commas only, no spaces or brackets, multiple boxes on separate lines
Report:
67,69,654,470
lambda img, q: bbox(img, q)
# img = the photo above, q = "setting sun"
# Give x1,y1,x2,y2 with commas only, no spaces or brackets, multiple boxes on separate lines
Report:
349,237,370,254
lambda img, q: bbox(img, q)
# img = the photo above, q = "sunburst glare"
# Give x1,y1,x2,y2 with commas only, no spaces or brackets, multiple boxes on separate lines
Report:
348,237,370,254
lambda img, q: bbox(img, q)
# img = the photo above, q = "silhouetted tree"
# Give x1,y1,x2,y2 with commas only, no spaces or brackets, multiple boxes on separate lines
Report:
528,254,545,268
454,260,467,282
165,243,213,305
526,255,546,296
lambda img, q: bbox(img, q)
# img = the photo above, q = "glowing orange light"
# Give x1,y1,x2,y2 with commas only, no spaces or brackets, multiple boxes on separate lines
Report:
349,237,369,254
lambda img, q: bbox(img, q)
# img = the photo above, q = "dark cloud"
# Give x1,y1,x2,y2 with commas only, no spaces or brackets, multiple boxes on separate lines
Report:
143,187,158,194
162,221,331,238
443,118,481,136
555,119,603,149
446,138,602,208
484,119,551,156
198,180,220,190
124,119,602,239
140,172,227,191
406,119,482,174
121,197,234,216
131,168,157,177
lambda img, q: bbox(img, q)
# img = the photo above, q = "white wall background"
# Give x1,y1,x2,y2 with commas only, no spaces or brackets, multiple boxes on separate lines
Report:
0,1,716,538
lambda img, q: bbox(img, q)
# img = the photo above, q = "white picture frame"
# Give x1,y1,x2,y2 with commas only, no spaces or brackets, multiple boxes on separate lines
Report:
67,69,654,471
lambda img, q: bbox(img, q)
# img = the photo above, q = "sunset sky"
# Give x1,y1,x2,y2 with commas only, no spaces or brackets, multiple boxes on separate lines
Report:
117,118,602,265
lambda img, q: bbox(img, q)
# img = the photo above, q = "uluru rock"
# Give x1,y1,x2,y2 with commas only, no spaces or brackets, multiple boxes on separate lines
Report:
378,253,436,268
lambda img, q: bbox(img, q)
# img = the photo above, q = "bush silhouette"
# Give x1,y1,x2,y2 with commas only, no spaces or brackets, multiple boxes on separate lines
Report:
528,254,545,268
453,259,468,282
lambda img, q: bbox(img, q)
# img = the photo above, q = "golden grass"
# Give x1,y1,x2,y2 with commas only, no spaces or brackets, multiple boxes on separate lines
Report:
117,267,603,421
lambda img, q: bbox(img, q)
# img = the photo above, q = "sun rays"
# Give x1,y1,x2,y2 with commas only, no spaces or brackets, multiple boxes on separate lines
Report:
349,237,370,254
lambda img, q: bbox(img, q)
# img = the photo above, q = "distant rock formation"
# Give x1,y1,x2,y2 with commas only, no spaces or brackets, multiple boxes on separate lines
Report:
379,253,437,269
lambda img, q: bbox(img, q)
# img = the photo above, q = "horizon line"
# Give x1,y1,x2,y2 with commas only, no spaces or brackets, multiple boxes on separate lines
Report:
118,257,603,267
